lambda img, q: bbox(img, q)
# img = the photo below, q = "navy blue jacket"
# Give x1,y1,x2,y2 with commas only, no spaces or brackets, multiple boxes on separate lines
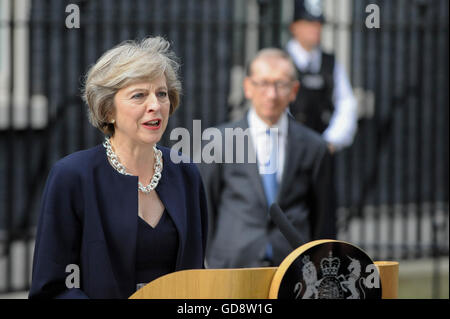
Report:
29,144,208,299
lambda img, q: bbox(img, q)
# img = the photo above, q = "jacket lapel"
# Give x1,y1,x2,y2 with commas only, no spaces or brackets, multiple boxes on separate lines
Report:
154,147,187,270
97,145,139,298
277,118,305,204
235,117,270,209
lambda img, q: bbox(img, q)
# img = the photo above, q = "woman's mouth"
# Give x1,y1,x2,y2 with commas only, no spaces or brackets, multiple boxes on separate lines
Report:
142,119,162,130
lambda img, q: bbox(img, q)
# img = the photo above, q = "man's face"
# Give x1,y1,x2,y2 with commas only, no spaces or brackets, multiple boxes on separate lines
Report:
244,57,299,126
290,20,322,51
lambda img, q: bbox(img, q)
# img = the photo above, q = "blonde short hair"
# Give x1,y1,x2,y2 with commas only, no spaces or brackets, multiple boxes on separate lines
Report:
82,36,182,136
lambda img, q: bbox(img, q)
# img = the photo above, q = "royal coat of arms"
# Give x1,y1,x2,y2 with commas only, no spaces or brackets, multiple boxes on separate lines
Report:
294,251,368,299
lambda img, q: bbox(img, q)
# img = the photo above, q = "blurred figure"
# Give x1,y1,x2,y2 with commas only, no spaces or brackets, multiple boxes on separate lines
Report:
287,0,358,153
29,37,208,299
200,48,336,268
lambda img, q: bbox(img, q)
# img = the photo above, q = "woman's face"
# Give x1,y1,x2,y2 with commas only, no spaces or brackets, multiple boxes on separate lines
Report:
112,76,170,147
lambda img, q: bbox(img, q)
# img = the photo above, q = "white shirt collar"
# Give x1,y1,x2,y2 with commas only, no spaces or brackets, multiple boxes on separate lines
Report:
247,108,287,181
247,108,288,137
286,39,322,73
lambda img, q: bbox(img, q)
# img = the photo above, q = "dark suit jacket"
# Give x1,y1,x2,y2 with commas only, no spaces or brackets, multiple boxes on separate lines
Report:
29,144,208,299
199,114,335,268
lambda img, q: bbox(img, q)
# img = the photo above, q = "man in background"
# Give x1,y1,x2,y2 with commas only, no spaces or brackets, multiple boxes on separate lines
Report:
199,48,336,268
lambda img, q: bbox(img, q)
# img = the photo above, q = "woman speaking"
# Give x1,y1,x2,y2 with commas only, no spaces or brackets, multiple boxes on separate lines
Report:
29,37,208,299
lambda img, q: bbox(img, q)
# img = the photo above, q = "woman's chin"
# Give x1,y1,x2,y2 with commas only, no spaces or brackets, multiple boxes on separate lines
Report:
143,134,163,146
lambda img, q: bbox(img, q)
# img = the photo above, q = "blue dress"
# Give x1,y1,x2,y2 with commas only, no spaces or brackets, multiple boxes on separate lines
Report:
135,210,179,288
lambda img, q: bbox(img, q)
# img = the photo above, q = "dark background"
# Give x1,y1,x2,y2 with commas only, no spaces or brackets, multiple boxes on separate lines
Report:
0,0,448,295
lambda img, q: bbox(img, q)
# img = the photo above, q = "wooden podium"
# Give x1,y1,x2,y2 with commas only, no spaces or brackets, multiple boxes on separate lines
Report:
129,240,399,299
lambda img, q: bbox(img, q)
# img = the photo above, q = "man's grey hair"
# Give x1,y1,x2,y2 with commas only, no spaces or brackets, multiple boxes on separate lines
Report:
246,48,298,80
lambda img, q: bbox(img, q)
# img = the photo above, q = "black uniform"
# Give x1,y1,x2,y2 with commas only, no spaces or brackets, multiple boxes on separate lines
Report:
290,52,335,135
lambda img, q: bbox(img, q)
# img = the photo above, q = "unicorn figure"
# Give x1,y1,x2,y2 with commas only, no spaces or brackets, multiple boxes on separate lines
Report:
340,256,365,299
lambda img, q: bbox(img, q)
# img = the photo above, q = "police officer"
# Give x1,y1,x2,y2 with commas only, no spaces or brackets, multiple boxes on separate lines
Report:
287,0,357,153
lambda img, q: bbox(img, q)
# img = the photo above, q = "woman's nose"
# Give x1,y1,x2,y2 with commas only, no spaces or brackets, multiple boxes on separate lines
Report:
146,93,160,112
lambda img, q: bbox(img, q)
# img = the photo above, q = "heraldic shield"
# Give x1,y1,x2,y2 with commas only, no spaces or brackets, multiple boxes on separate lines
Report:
269,240,383,299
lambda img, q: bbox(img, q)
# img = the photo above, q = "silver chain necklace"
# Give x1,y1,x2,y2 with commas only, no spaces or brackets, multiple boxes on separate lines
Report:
103,137,163,194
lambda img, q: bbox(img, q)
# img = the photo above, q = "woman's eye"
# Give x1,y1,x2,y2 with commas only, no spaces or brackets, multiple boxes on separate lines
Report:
131,93,145,99
157,91,168,98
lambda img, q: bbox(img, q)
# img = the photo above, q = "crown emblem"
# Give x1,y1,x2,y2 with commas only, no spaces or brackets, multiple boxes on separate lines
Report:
320,251,340,277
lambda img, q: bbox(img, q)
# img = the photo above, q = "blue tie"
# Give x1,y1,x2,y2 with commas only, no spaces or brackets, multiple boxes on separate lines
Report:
261,129,278,206
261,128,278,263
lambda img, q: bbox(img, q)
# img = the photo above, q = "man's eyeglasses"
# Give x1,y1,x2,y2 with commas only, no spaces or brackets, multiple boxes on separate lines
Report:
249,79,294,93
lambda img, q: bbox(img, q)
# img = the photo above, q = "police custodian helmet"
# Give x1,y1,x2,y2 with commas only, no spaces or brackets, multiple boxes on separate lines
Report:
293,0,325,23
